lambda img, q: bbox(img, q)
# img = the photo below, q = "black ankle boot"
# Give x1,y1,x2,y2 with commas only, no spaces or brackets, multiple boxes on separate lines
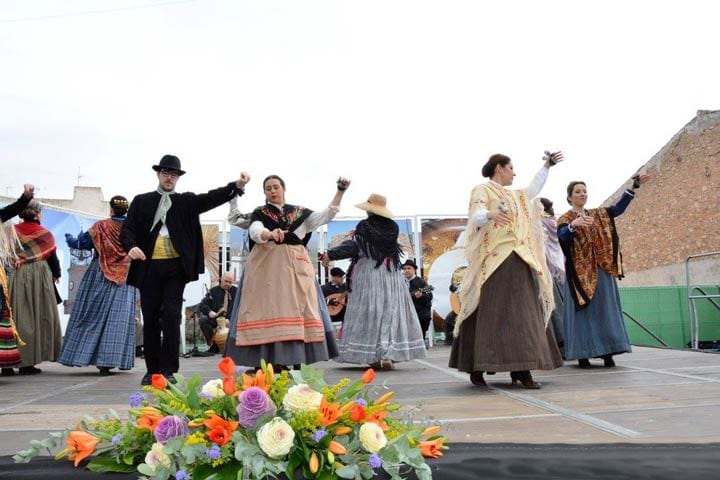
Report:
578,359,591,369
602,355,615,367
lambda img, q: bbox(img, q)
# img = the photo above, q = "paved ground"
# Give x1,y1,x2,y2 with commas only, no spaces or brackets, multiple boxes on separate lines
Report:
2,345,720,456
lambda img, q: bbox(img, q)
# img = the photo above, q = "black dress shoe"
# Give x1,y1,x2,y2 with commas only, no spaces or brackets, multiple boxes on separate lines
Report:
207,344,220,354
97,367,114,376
163,373,177,384
602,355,616,368
18,366,42,375
140,373,152,385
578,359,591,369
1,368,14,376
469,371,486,386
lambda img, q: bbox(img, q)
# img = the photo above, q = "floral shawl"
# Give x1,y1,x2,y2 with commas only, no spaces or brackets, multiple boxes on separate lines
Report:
13,221,56,267
557,207,623,310
249,204,313,250
89,218,131,285
455,182,554,336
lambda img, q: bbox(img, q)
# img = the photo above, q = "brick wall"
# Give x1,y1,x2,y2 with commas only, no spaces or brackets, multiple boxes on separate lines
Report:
603,110,720,286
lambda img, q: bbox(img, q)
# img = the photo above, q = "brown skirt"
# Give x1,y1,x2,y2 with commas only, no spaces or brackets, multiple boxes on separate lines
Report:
449,253,563,373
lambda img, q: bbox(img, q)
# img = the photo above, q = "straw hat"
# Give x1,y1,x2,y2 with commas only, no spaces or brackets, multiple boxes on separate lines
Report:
355,193,394,219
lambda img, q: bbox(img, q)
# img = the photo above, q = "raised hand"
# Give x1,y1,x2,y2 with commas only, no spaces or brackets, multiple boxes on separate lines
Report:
544,151,564,168
22,184,35,198
336,177,351,191
237,172,251,189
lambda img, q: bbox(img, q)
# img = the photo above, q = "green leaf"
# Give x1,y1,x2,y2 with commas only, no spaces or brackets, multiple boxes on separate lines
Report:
192,462,243,480
336,464,359,479
87,455,137,473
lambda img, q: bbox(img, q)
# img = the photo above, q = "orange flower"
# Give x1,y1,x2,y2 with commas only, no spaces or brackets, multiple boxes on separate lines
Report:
333,426,352,436
361,368,376,384
151,374,167,389
421,425,441,437
418,438,445,458
223,376,237,395
218,357,236,377
375,391,394,405
63,430,100,467
349,404,366,422
366,409,389,431
328,440,347,455
309,452,319,473
318,397,340,427
137,412,164,431
241,370,269,393
207,426,232,446
203,413,239,434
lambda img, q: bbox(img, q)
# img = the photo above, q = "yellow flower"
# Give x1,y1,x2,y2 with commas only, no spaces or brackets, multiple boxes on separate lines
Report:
359,422,387,453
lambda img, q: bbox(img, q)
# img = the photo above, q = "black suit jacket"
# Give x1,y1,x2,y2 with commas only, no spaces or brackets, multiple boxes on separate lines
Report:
199,285,238,316
121,182,243,288
408,276,433,322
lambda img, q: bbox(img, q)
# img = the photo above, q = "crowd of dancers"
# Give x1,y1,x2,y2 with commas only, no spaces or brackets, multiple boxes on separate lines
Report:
0,152,648,389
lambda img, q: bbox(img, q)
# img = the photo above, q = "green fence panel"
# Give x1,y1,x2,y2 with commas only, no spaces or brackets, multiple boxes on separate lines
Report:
619,285,720,349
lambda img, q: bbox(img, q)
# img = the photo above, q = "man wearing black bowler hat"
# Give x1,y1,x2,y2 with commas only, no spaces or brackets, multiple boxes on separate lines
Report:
401,259,434,344
121,154,250,385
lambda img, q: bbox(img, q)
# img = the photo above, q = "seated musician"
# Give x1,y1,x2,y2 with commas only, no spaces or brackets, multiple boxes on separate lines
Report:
401,259,434,343
321,267,347,324
198,272,237,353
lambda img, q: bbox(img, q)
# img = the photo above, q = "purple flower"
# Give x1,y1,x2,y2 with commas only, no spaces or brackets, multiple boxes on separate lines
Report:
153,415,189,444
111,433,123,446
205,443,221,460
314,429,327,442
199,391,213,400
369,454,382,469
175,469,190,480
355,398,367,407
236,386,276,428
129,392,144,407
236,365,247,374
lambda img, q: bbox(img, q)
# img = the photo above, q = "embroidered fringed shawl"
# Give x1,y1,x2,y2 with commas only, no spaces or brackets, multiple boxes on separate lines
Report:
454,182,554,336
557,208,623,310
249,203,313,250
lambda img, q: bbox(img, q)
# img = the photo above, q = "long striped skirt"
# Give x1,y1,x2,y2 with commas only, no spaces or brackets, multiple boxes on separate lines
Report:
0,266,21,367
224,243,338,368
58,259,137,370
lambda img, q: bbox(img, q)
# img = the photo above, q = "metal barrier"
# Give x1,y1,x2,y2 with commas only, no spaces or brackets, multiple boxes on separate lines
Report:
622,311,668,347
685,251,720,349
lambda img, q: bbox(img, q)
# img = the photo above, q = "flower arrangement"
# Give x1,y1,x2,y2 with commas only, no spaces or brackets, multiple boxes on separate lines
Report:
15,358,447,480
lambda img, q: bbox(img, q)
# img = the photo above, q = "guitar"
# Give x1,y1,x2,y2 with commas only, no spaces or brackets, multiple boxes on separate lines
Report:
410,285,434,297
325,292,347,317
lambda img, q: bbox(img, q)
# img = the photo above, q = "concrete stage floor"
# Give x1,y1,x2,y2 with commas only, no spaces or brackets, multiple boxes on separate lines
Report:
2,345,720,456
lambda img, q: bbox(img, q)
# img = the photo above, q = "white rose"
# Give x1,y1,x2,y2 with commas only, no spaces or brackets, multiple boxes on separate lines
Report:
144,442,171,471
282,384,322,413
256,417,295,459
201,379,226,398
359,422,387,453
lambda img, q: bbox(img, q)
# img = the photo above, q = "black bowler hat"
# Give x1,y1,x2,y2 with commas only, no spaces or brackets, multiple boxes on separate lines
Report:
152,154,186,176
330,267,345,277
402,259,418,270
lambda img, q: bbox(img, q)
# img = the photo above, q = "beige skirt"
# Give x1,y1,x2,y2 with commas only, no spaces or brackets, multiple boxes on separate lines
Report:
235,243,325,346
449,252,563,373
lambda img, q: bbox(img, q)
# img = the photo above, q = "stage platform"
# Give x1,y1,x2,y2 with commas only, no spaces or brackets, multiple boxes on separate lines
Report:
2,345,720,477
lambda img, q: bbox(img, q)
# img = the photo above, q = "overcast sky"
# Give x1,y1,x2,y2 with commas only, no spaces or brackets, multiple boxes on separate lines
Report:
1,0,718,220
